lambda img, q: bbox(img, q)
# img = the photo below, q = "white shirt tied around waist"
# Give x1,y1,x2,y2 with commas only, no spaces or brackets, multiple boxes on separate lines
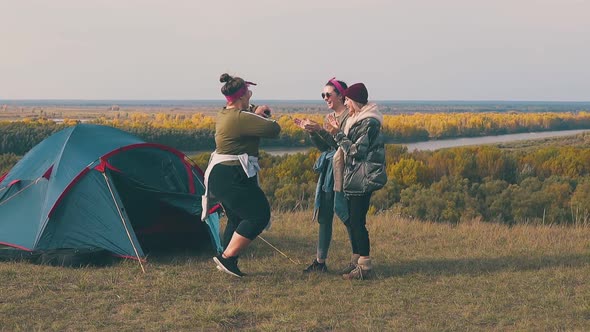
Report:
201,151,260,221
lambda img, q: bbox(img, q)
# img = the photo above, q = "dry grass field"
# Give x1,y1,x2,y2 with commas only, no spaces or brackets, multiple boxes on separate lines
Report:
1,211,589,331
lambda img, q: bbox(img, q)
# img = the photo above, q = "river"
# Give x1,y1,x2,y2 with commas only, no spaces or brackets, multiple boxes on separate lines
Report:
258,129,590,156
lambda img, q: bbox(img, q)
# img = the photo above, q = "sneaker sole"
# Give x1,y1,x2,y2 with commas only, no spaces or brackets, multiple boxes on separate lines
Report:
213,257,242,278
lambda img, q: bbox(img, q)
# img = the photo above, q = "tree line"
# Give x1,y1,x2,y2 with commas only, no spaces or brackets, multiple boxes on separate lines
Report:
3,111,590,154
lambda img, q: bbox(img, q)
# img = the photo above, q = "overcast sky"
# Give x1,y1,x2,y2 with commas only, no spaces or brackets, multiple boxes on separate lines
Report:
1,0,589,101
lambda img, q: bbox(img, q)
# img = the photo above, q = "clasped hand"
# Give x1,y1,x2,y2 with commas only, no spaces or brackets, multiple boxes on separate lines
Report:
294,115,339,135
293,118,322,132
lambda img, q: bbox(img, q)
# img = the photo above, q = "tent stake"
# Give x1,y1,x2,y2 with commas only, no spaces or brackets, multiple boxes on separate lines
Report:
102,172,146,273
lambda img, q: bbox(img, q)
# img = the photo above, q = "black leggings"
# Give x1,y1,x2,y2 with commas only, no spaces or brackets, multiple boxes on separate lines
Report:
208,164,271,245
346,194,372,256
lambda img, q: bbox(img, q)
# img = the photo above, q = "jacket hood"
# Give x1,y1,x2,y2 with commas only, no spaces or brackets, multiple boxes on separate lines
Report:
344,103,383,135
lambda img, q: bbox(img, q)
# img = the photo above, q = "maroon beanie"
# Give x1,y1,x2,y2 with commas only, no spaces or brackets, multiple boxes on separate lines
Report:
344,83,368,105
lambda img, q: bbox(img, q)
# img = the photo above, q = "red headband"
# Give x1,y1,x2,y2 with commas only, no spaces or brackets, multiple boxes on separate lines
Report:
329,77,345,95
225,81,257,103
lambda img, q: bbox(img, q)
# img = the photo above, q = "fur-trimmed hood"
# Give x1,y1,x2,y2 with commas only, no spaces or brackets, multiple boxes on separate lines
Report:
343,103,382,135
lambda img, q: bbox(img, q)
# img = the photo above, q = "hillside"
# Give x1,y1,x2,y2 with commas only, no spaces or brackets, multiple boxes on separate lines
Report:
1,211,589,330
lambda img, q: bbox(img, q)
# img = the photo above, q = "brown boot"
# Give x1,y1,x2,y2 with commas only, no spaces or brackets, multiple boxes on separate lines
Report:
340,262,357,275
341,254,360,274
343,257,374,280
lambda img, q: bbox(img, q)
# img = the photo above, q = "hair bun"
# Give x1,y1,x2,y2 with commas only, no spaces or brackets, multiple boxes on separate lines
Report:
219,73,232,83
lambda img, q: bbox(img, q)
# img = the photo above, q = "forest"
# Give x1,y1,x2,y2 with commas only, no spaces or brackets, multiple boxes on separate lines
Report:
252,143,590,225
3,112,590,226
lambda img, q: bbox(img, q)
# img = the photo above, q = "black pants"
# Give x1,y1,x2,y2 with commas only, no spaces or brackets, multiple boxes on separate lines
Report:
346,194,372,256
208,164,271,245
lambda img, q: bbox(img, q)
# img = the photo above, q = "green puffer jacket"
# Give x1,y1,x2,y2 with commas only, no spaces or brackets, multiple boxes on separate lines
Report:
334,107,387,196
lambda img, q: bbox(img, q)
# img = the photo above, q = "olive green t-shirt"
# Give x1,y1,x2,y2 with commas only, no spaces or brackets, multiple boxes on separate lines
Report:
215,107,281,160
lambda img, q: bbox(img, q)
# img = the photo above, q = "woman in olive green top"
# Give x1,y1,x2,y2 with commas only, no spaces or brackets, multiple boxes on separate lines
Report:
206,73,281,277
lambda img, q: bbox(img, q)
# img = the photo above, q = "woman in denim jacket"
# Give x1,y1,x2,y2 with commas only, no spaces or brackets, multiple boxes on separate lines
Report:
294,78,354,274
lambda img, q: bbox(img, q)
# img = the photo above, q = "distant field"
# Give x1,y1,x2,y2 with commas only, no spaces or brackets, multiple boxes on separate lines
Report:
0,105,220,121
1,211,589,330
2,100,590,121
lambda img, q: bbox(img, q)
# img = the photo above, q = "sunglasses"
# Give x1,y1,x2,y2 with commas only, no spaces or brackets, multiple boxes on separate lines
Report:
321,92,334,99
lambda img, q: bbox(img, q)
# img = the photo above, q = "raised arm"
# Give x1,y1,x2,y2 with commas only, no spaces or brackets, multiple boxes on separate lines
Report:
238,111,281,138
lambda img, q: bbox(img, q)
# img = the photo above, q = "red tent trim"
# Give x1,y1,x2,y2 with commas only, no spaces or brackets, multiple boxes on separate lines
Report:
42,166,53,180
209,203,222,214
94,159,122,173
0,241,32,252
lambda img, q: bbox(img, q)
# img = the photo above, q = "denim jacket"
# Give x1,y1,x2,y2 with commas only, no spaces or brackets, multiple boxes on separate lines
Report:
313,150,348,223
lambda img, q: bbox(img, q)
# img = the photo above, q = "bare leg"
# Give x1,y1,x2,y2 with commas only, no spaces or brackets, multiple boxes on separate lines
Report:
222,205,241,249
223,232,252,258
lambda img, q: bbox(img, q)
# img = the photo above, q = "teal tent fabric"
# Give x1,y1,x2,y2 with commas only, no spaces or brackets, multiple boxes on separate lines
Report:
36,170,145,257
0,124,222,260
0,180,48,249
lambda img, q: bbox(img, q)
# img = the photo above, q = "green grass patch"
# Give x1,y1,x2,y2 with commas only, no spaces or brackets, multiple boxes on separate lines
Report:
1,211,590,330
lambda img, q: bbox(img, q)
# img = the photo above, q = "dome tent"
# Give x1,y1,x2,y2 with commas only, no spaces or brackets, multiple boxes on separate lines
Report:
0,124,222,268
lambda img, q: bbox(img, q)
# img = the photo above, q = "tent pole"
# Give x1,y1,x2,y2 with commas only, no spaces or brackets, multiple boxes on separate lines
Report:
101,172,146,273
0,181,37,207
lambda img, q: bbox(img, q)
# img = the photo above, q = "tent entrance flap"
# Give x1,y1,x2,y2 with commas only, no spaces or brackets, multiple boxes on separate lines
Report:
109,171,214,254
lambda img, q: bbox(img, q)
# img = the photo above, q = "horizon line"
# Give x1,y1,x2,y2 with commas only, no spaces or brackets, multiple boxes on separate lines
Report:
2,99,590,103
